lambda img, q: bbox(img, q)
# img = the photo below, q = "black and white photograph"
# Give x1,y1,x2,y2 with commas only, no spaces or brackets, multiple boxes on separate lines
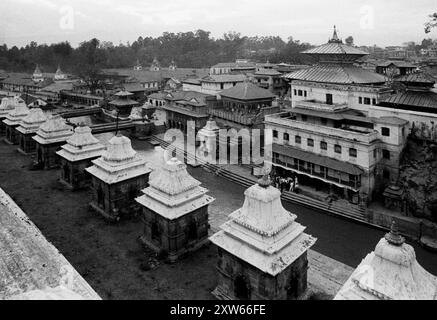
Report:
0,0,436,308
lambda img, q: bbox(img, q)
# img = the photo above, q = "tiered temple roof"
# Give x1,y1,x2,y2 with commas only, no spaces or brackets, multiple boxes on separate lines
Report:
3,100,30,126
86,134,150,184
16,108,47,135
283,26,387,85
56,126,106,162
335,222,437,300
210,175,316,276
136,158,214,220
32,115,73,145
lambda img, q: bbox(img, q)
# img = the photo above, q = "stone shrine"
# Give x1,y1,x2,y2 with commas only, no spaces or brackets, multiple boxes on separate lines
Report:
32,115,74,169
209,175,316,300
2,99,29,145
16,108,47,154
86,134,151,221
335,222,437,300
136,157,215,262
0,97,15,135
56,125,106,190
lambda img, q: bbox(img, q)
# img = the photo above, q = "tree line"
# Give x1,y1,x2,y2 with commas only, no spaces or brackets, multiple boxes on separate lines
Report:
0,30,314,75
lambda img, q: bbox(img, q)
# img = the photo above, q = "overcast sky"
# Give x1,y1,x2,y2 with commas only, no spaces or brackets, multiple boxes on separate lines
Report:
1,0,436,48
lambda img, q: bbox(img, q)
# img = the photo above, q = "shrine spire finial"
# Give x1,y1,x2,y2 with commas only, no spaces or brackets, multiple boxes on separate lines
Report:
384,220,405,246
329,25,342,43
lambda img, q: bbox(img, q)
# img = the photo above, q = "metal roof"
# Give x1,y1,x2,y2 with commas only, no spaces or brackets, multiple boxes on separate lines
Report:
282,65,387,84
220,82,275,101
303,43,369,56
381,90,437,110
395,72,436,85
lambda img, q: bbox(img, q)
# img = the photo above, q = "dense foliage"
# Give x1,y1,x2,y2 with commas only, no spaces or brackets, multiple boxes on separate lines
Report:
0,30,313,74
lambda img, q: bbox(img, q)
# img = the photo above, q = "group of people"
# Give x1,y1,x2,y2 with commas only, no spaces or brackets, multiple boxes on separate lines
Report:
272,174,299,193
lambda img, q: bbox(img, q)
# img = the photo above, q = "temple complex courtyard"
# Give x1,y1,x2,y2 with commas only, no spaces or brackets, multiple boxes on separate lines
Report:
0,135,436,299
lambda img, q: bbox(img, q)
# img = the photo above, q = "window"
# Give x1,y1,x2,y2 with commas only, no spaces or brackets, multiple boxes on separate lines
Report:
304,91,307,97
373,149,377,158
383,170,390,180
320,141,327,150
402,127,405,138
294,89,297,95
349,148,357,158
273,130,278,138
283,133,289,141
298,90,303,96
307,138,314,147
220,83,224,90
326,93,333,105
372,98,377,105
321,118,328,126
382,149,390,160
301,115,307,122
364,97,371,105
381,127,390,137
359,97,363,104
295,135,301,144
334,144,342,154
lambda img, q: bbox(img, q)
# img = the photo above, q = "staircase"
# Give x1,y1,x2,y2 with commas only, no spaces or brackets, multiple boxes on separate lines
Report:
146,136,368,225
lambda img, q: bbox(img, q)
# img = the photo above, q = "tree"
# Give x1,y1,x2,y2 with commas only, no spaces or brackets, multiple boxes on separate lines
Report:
425,12,437,33
73,38,106,94
345,36,354,46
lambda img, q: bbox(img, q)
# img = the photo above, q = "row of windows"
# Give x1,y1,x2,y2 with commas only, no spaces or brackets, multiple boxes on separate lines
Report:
275,131,358,158
358,96,377,105
274,131,392,160
293,89,308,97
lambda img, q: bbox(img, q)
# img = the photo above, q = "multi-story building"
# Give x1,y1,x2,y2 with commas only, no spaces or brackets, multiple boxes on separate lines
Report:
198,74,247,95
267,27,409,203
253,68,287,97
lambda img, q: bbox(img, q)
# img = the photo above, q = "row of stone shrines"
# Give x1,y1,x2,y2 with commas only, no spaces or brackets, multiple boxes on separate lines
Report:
0,99,319,300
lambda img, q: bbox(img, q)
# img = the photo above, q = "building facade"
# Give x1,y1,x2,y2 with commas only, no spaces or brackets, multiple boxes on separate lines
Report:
2,101,30,145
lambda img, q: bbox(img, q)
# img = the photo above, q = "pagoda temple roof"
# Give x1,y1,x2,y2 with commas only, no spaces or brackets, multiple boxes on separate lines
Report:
136,158,214,220
210,176,316,276
32,115,73,145
16,108,47,135
335,223,437,300
86,134,150,185
254,68,282,76
220,82,275,101
57,126,106,162
3,102,30,127
395,72,436,85
303,26,368,61
282,64,387,84
381,90,437,111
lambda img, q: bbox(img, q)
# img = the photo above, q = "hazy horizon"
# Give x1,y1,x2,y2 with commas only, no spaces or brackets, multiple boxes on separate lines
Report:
1,0,436,48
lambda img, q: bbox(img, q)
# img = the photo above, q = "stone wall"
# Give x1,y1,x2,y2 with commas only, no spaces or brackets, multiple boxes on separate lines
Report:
214,248,309,300
36,142,65,170
59,158,96,190
90,174,150,221
141,205,209,261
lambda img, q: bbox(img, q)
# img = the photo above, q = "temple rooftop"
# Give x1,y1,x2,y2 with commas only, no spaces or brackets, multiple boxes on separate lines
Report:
136,158,215,220
32,114,73,145
335,222,437,300
219,82,275,101
0,97,15,117
3,101,30,126
210,175,316,276
86,134,151,184
56,125,106,162
16,108,47,135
